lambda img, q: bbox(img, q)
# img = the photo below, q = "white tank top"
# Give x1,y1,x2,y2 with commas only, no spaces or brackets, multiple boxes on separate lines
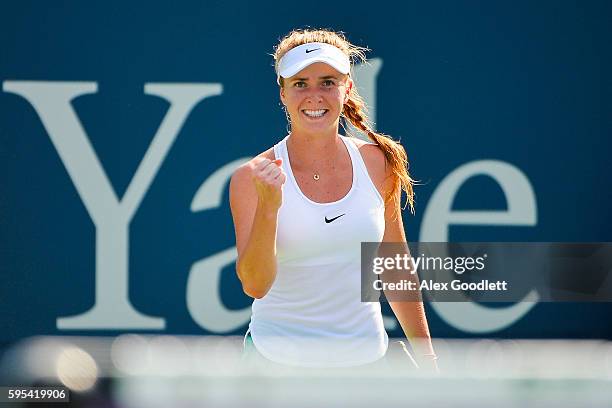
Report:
247,134,388,367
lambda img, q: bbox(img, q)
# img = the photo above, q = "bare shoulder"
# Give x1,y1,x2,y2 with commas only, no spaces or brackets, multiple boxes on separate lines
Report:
351,137,386,168
230,147,276,184
347,136,390,195
229,147,276,213
255,147,276,161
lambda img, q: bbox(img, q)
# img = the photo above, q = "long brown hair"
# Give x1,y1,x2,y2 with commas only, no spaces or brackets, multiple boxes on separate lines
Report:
273,28,416,213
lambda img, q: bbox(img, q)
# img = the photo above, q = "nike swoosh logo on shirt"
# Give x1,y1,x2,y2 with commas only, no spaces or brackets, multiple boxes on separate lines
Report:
325,214,346,223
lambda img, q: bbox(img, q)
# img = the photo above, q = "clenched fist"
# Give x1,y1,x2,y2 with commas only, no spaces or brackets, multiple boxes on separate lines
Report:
250,157,286,211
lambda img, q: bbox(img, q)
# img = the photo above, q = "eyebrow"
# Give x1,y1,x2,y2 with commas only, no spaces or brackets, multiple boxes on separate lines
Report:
290,75,340,81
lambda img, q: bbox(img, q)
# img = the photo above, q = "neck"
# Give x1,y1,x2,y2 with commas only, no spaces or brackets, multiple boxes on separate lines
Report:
286,127,343,171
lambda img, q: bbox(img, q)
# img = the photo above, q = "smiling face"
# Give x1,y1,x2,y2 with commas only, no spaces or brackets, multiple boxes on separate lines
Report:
280,62,352,136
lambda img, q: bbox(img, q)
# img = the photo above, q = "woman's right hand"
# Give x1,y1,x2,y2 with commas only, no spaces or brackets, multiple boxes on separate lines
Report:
250,158,286,211
230,155,285,298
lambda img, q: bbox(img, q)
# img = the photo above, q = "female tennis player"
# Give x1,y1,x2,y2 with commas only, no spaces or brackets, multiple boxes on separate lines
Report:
230,28,438,371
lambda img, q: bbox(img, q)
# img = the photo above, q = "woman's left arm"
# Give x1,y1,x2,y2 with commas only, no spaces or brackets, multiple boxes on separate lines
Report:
379,168,439,373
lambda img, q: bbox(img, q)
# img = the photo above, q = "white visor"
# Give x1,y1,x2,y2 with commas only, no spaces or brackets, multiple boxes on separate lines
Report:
277,42,351,81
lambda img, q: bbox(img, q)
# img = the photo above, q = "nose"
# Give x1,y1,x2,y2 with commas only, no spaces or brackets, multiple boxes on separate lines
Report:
302,85,323,102
305,89,323,104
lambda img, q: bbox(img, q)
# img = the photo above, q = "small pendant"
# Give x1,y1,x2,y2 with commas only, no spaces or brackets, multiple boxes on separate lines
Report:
313,174,320,181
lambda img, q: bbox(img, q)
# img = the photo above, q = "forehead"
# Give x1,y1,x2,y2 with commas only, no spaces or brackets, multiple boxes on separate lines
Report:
288,62,347,80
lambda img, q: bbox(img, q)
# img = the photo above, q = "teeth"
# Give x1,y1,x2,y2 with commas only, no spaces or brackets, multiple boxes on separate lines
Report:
303,109,326,118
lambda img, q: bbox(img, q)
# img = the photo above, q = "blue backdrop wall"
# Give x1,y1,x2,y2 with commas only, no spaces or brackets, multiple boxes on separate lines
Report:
1,1,611,343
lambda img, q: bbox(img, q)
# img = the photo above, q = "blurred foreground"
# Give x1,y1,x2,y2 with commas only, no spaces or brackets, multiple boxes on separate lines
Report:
1,335,611,407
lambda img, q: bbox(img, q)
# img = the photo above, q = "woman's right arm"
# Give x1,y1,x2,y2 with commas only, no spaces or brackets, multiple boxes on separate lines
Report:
229,157,286,299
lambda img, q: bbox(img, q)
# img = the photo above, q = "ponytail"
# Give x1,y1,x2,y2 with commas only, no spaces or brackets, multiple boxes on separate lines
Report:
342,92,416,214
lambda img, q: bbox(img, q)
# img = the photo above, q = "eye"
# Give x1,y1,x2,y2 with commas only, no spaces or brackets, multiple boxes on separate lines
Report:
322,79,336,87
293,81,307,88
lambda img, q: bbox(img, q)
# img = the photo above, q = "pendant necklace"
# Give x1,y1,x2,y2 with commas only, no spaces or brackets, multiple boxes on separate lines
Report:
288,135,339,182
312,142,341,181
